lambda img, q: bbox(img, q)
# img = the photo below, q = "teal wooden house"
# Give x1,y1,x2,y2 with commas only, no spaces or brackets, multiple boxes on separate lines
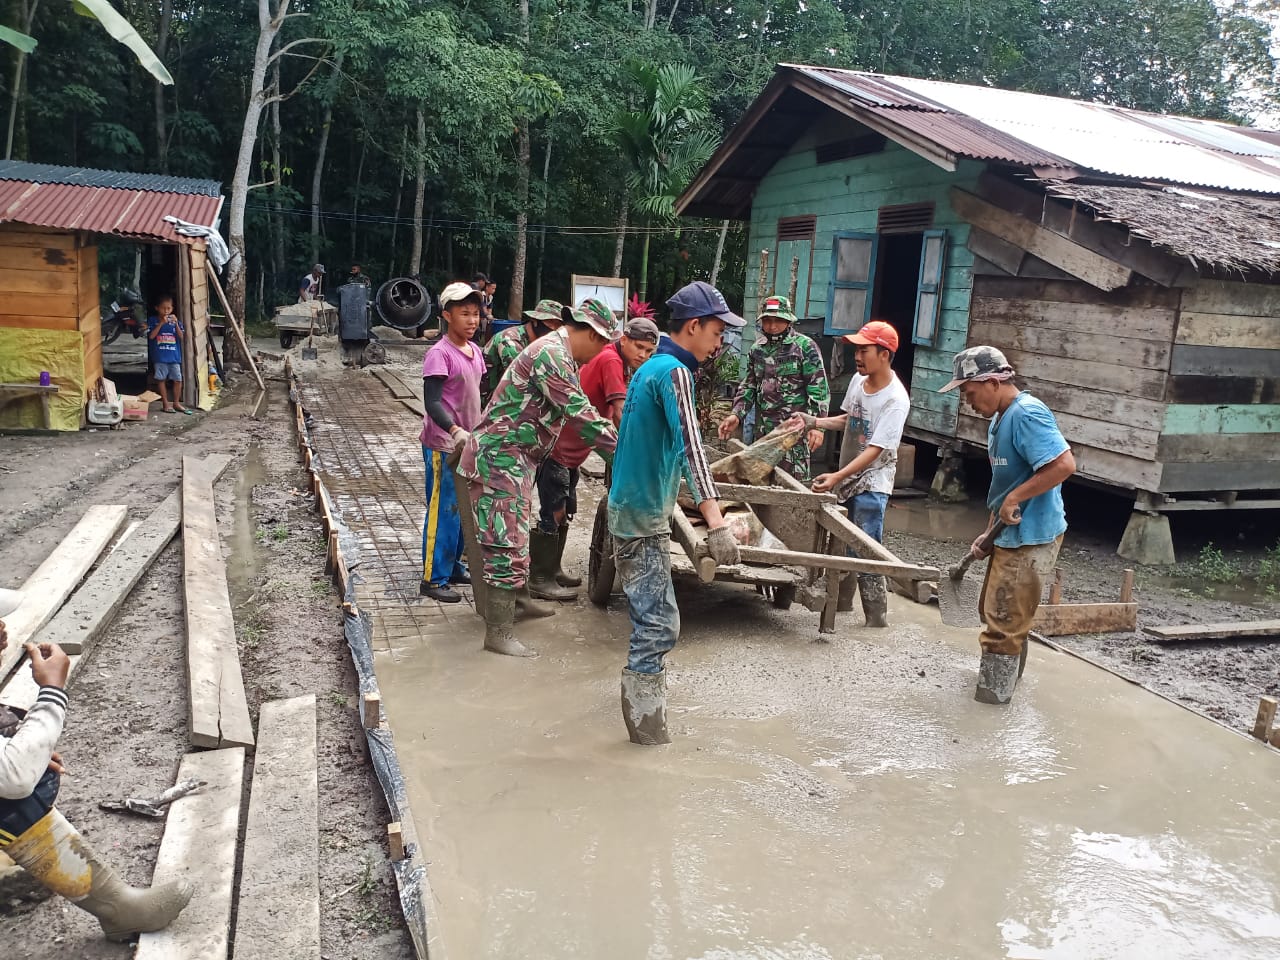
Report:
677,65,1280,562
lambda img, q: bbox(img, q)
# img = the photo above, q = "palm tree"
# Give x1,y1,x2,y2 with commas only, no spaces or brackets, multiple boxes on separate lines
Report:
614,61,718,300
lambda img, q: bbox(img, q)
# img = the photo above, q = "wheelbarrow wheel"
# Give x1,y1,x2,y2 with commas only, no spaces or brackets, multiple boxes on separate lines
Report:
279,331,294,349
587,497,617,607
772,584,797,610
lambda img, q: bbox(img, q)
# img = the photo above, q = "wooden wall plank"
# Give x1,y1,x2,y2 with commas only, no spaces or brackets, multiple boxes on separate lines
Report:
970,295,1177,342
1158,432,1280,462
1160,460,1278,492
968,318,1171,370
0,243,78,271
0,267,79,294
135,748,245,960
0,291,82,319
1162,403,1280,435
0,314,78,331
1176,312,1280,349
1016,376,1165,434
1182,280,1280,318
958,410,1158,462
967,227,1024,274
0,225,77,249
1164,375,1280,405
1000,347,1167,400
972,275,1181,309
1169,344,1280,378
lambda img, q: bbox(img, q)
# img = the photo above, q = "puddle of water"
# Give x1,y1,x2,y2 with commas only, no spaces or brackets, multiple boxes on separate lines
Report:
885,496,990,542
1145,574,1277,606
226,442,268,610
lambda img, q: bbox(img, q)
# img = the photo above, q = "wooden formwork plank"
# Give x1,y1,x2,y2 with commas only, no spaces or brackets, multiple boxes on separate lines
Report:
1145,619,1280,642
183,455,255,749
1253,697,1278,742
1031,602,1139,636
0,504,128,682
233,696,320,960
135,748,245,960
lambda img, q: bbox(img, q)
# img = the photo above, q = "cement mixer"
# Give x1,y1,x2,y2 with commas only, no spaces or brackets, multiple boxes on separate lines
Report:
374,277,437,337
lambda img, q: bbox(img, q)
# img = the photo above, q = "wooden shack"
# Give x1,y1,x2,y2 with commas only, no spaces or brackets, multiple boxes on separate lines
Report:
677,66,1280,562
0,161,223,431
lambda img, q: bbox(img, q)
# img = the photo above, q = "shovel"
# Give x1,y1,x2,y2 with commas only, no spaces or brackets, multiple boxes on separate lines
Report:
301,305,318,360
937,520,1006,628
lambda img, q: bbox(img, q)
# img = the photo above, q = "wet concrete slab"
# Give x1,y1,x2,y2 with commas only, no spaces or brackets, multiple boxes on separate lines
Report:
300,370,1280,960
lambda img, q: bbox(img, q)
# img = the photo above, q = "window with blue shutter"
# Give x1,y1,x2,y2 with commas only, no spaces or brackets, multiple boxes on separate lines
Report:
912,229,946,346
824,232,878,337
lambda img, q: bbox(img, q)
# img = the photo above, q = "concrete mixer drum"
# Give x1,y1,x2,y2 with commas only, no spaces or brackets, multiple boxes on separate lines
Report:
375,277,437,334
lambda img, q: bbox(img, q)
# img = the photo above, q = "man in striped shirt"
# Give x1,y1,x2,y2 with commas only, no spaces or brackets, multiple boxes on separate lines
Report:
608,281,744,745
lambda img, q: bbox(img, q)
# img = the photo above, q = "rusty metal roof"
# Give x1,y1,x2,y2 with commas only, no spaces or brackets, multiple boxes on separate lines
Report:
0,161,223,243
679,65,1280,218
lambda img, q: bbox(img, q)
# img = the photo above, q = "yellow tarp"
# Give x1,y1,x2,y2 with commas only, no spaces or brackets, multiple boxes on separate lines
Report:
0,328,85,431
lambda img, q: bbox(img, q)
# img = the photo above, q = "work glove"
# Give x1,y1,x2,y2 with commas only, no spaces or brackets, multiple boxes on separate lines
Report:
705,525,741,566
450,428,471,452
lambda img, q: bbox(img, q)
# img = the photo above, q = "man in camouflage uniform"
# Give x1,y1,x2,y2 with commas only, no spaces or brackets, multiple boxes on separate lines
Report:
456,300,621,657
717,294,829,480
481,298,563,396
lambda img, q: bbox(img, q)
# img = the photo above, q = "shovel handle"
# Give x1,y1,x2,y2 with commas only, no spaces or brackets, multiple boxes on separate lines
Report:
954,520,1007,578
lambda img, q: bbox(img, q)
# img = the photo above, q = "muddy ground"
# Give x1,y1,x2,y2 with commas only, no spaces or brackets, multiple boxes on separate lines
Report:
0,364,413,958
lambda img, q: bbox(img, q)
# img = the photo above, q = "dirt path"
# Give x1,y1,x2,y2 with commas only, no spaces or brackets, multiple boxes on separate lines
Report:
0,370,413,958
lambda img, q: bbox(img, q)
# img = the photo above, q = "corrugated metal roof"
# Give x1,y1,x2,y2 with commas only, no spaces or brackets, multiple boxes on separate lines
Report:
0,160,221,197
0,180,223,243
794,68,1280,194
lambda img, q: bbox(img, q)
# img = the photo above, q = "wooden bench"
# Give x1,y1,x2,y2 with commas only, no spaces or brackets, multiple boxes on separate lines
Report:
0,383,59,429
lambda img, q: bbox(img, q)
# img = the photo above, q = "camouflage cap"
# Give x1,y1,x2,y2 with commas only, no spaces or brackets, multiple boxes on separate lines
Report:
563,297,622,341
523,298,563,323
757,293,797,323
938,345,1015,392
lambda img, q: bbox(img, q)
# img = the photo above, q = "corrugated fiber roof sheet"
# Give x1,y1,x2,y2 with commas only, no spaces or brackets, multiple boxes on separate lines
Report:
0,160,220,197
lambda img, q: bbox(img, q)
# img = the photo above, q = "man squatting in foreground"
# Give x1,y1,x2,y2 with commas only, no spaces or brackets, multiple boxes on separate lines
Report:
608,281,745,745
418,282,488,603
0,589,192,941
788,320,910,628
717,293,828,481
528,315,661,601
939,345,1076,704
456,300,622,657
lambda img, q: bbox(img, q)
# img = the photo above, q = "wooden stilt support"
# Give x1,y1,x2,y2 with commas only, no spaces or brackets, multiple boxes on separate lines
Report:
1120,569,1135,604
387,822,405,862
1253,696,1277,742
1048,569,1063,605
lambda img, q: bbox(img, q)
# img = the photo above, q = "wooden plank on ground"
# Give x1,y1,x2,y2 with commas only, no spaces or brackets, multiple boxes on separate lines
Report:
1145,620,1280,643
371,367,415,399
1031,602,1138,636
135,748,245,960
0,504,127,682
183,455,255,750
233,696,319,960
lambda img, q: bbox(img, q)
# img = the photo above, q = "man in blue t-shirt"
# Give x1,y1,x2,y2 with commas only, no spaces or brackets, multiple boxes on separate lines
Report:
147,296,189,415
939,345,1076,705
608,281,743,745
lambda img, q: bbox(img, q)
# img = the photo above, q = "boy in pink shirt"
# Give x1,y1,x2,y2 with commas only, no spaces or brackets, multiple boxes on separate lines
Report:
419,282,487,602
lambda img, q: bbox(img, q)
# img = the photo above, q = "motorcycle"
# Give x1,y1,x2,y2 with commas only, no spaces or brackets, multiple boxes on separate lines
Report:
100,288,147,345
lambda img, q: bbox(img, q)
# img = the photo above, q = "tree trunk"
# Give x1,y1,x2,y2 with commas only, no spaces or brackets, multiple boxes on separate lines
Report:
508,117,531,318
153,0,172,171
351,135,366,262
709,218,729,285
388,129,406,277
410,108,426,276
639,227,651,301
612,189,627,277
310,52,343,265
5,0,38,161
534,136,552,303
269,62,284,285
227,0,291,364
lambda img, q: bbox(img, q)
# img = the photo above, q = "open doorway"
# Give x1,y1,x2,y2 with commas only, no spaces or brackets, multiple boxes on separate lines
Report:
869,232,921,389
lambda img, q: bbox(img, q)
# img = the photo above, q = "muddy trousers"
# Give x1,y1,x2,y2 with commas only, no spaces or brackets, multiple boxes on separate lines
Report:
468,481,532,590
842,491,890,607
421,447,467,586
616,534,680,675
977,536,1063,655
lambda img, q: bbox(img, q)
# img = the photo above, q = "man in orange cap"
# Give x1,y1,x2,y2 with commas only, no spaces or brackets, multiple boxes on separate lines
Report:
787,319,910,627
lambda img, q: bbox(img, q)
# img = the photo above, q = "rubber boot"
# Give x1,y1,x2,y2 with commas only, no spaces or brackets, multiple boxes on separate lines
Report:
555,524,582,587
858,574,889,628
484,585,536,657
528,529,578,601
514,586,555,621
6,809,192,942
975,651,1020,704
620,669,670,745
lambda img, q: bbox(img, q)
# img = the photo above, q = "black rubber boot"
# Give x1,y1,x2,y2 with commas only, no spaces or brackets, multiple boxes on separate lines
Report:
858,574,889,628
528,529,578,601
555,524,582,587
620,669,671,745
975,651,1020,704
483,585,536,657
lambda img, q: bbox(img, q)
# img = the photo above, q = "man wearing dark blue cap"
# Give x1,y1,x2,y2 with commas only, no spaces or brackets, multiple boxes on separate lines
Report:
608,280,745,745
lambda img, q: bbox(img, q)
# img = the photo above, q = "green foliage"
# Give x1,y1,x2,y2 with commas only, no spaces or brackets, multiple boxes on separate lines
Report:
1196,543,1241,584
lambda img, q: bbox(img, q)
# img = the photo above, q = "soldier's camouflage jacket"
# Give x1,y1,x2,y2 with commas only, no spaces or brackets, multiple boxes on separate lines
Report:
482,324,533,392
459,327,617,497
730,329,830,479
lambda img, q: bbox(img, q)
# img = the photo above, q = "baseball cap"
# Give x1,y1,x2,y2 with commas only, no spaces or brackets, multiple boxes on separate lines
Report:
841,320,899,352
564,298,622,341
623,317,660,343
312,263,325,274
524,298,563,322
938,345,1015,392
666,281,745,327
438,281,484,309
757,294,797,323
0,587,22,619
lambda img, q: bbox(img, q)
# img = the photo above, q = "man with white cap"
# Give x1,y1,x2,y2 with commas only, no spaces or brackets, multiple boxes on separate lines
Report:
0,589,192,939
455,299,622,657
938,345,1076,704
608,280,744,745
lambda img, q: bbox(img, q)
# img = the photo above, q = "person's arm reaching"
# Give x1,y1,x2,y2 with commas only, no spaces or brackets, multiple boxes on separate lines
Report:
0,643,69,800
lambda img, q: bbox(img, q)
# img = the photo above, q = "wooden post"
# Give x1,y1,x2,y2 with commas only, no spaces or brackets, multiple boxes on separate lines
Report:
207,269,266,392
787,255,800,306
387,822,405,861
1120,568,1135,603
1048,569,1063,605
362,692,381,730
1252,696,1277,742
757,249,770,306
